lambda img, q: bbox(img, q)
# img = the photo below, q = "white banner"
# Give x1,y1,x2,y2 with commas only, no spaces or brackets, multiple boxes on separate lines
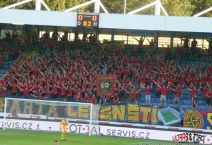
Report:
0,119,211,144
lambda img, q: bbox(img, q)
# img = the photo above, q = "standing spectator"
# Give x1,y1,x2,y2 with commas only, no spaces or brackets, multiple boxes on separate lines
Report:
113,93,120,104
84,92,90,103
60,84,67,100
157,84,170,107
181,37,189,49
172,87,181,108
202,85,209,101
187,86,199,110
147,38,154,49
66,86,74,101
125,88,140,104
90,94,97,104
206,88,212,109
133,36,145,50
141,84,153,105
191,38,198,50
52,83,59,99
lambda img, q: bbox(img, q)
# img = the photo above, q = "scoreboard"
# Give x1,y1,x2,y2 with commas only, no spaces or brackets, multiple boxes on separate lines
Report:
77,13,99,28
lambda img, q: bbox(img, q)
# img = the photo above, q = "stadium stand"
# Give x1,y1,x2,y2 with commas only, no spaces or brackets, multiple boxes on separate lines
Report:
0,28,212,112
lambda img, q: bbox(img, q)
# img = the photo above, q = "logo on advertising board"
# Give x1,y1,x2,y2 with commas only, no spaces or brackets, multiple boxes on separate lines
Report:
183,110,204,129
172,132,212,144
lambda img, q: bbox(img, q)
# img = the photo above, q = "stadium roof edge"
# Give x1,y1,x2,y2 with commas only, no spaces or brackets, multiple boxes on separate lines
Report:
0,9,212,33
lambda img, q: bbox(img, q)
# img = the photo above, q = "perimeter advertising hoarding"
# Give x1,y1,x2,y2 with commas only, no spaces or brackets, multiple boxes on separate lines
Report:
0,119,211,144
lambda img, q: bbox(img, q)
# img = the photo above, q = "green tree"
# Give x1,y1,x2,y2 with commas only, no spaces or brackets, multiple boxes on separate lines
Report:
161,0,194,16
101,0,194,16
101,0,154,14
189,0,212,17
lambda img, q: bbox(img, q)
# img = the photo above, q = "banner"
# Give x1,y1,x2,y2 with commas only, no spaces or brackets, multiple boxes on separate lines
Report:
96,75,115,96
0,98,212,130
0,119,211,144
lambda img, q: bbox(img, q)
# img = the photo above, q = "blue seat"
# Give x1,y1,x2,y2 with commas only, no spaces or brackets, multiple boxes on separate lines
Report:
186,105,192,110
151,93,156,98
167,99,173,104
168,104,174,108
198,95,203,100
180,100,184,105
180,105,187,110
184,100,191,105
199,101,206,106
202,106,208,110
197,106,202,110
152,103,159,107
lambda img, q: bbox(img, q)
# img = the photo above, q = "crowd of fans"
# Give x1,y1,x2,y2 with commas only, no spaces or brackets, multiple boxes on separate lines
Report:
0,29,212,110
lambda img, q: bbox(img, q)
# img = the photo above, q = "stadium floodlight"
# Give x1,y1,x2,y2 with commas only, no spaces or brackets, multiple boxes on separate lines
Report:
1,0,33,9
64,0,96,12
124,0,127,14
193,7,212,17
3,98,100,136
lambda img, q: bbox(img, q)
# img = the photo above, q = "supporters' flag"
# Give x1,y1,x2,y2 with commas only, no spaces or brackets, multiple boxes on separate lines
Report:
72,106,78,112
96,75,115,96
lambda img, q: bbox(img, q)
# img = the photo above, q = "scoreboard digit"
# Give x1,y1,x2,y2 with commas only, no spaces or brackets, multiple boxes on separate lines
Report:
77,13,99,28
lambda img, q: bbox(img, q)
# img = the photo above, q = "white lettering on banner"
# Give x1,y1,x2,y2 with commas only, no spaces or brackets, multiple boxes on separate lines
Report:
0,119,212,144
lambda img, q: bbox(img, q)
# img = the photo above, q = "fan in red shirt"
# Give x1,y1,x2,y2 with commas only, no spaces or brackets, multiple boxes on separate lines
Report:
90,94,97,104
201,85,209,101
187,86,199,109
206,88,212,108
21,85,33,98
75,92,83,102
31,88,43,98
187,84,199,100
11,83,17,95
0,85,7,97
113,93,120,104
84,92,90,102
66,86,74,101
74,87,85,99
60,84,67,100
125,88,140,104
158,83,170,107
52,83,59,99
172,87,181,107
141,84,152,105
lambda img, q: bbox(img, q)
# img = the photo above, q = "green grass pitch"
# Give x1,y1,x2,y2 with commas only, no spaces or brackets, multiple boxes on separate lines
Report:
0,129,181,145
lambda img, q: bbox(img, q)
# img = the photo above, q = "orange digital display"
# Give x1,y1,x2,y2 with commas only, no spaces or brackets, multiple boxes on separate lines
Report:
77,13,99,28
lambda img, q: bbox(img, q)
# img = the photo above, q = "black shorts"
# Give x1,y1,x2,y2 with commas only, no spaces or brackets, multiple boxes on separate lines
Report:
193,103,197,108
206,98,211,106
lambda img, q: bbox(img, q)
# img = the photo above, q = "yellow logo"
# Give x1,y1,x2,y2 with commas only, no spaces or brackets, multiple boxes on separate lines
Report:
183,110,203,129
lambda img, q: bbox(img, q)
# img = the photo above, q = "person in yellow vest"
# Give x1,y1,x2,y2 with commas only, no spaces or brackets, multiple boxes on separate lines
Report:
60,118,69,141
